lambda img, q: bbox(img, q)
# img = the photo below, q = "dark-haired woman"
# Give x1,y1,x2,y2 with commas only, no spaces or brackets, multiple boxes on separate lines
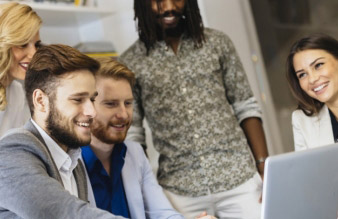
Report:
286,33,338,151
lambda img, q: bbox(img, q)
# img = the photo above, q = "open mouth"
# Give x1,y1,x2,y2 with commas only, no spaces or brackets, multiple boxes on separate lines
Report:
76,122,91,128
312,82,329,92
19,63,29,70
113,124,126,128
163,16,175,22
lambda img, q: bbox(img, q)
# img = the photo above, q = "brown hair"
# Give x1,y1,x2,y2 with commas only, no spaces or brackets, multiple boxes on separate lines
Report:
286,33,338,116
24,44,100,115
95,57,135,87
0,2,42,110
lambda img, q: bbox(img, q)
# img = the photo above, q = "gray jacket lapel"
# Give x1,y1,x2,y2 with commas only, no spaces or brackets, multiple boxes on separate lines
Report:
73,160,88,202
25,120,88,202
24,120,64,186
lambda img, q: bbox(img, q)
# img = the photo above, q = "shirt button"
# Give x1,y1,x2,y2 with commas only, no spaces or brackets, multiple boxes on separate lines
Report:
194,134,199,139
165,46,169,51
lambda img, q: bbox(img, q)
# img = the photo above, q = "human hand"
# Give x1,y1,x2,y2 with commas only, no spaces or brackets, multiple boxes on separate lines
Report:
259,174,264,203
195,211,218,219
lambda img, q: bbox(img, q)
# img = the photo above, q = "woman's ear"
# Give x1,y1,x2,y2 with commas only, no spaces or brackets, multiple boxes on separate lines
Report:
32,89,49,113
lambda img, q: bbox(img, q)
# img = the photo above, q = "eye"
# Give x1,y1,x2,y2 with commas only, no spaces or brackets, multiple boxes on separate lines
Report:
105,102,118,107
72,98,83,103
125,101,133,107
18,43,28,49
296,72,307,79
314,62,324,70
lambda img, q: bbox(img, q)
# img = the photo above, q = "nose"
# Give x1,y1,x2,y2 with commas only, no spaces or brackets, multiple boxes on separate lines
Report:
308,71,320,84
83,100,97,119
161,0,176,12
116,105,128,120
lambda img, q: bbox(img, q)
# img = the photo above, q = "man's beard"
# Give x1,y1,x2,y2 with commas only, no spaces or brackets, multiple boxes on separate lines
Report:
155,10,186,38
91,119,129,145
46,101,91,149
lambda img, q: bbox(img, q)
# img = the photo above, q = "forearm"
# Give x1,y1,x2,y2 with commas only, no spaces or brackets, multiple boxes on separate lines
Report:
240,117,269,175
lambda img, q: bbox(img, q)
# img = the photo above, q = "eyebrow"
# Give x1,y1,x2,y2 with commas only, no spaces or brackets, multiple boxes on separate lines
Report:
295,57,325,74
69,91,98,98
101,97,134,103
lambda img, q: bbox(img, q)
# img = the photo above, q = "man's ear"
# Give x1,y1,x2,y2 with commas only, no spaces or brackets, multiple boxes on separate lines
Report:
32,89,49,113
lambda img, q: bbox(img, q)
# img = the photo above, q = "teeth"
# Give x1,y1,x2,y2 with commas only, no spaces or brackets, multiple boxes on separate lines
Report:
164,16,175,21
313,83,327,92
77,122,89,127
20,63,28,68
114,124,124,128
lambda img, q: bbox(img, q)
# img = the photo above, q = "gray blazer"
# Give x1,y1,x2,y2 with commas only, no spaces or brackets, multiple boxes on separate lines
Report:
0,120,125,219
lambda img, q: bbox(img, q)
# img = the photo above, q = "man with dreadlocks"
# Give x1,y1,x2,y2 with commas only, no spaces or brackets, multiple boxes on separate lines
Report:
120,0,268,218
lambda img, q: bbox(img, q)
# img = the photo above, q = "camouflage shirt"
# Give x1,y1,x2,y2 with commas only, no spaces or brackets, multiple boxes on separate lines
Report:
120,28,261,197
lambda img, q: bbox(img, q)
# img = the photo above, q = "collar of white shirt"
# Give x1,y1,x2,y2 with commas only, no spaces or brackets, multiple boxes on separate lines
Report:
30,119,81,173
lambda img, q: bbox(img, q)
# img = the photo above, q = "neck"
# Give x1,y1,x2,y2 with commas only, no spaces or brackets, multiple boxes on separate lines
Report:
90,135,114,176
165,36,181,54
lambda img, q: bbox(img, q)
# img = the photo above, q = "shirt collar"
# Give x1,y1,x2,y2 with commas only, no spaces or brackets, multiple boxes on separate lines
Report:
30,119,81,172
81,145,99,174
81,143,127,175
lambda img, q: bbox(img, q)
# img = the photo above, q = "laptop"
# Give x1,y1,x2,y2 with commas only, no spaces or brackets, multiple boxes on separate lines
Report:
261,143,338,219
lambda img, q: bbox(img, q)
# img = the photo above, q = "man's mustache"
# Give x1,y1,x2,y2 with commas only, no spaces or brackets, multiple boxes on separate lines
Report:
156,10,183,19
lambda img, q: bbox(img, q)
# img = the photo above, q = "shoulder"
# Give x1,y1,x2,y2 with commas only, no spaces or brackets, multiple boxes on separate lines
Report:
292,109,307,119
204,27,231,42
120,40,146,62
7,80,25,101
119,40,149,73
203,28,236,55
292,109,311,125
124,140,145,155
292,106,327,123
9,80,24,91
0,127,45,155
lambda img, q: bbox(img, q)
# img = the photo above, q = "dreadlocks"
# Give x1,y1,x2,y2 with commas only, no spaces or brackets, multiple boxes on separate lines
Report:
134,0,205,54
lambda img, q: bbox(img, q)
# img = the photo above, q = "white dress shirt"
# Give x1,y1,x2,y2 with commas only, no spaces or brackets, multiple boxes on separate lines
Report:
31,119,80,197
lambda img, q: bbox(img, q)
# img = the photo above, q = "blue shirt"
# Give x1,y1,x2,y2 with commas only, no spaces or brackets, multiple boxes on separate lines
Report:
82,143,130,218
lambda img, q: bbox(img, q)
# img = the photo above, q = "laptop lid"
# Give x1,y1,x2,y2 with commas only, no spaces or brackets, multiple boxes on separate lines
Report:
261,143,338,219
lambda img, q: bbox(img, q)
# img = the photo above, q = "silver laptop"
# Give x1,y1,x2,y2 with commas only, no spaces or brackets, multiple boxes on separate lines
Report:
261,143,338,219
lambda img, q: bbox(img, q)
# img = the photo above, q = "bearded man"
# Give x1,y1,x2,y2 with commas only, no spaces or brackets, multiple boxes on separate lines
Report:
82,57,215,219
0,44,124,219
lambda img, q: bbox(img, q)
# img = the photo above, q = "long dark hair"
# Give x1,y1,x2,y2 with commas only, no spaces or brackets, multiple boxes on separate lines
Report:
134,0,204,54
286,33,338,116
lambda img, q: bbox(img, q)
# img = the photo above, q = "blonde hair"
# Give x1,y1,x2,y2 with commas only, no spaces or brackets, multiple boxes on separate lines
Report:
95,57,135,87
0,2,42,110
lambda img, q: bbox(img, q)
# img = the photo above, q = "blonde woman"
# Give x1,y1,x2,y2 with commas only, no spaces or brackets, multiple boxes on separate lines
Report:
0,2,42,137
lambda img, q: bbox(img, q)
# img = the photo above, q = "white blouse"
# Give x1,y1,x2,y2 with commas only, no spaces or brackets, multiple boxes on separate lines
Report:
0,80,30,137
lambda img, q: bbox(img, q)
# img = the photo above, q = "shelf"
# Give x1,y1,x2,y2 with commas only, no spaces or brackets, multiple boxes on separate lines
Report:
0,1,115,27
